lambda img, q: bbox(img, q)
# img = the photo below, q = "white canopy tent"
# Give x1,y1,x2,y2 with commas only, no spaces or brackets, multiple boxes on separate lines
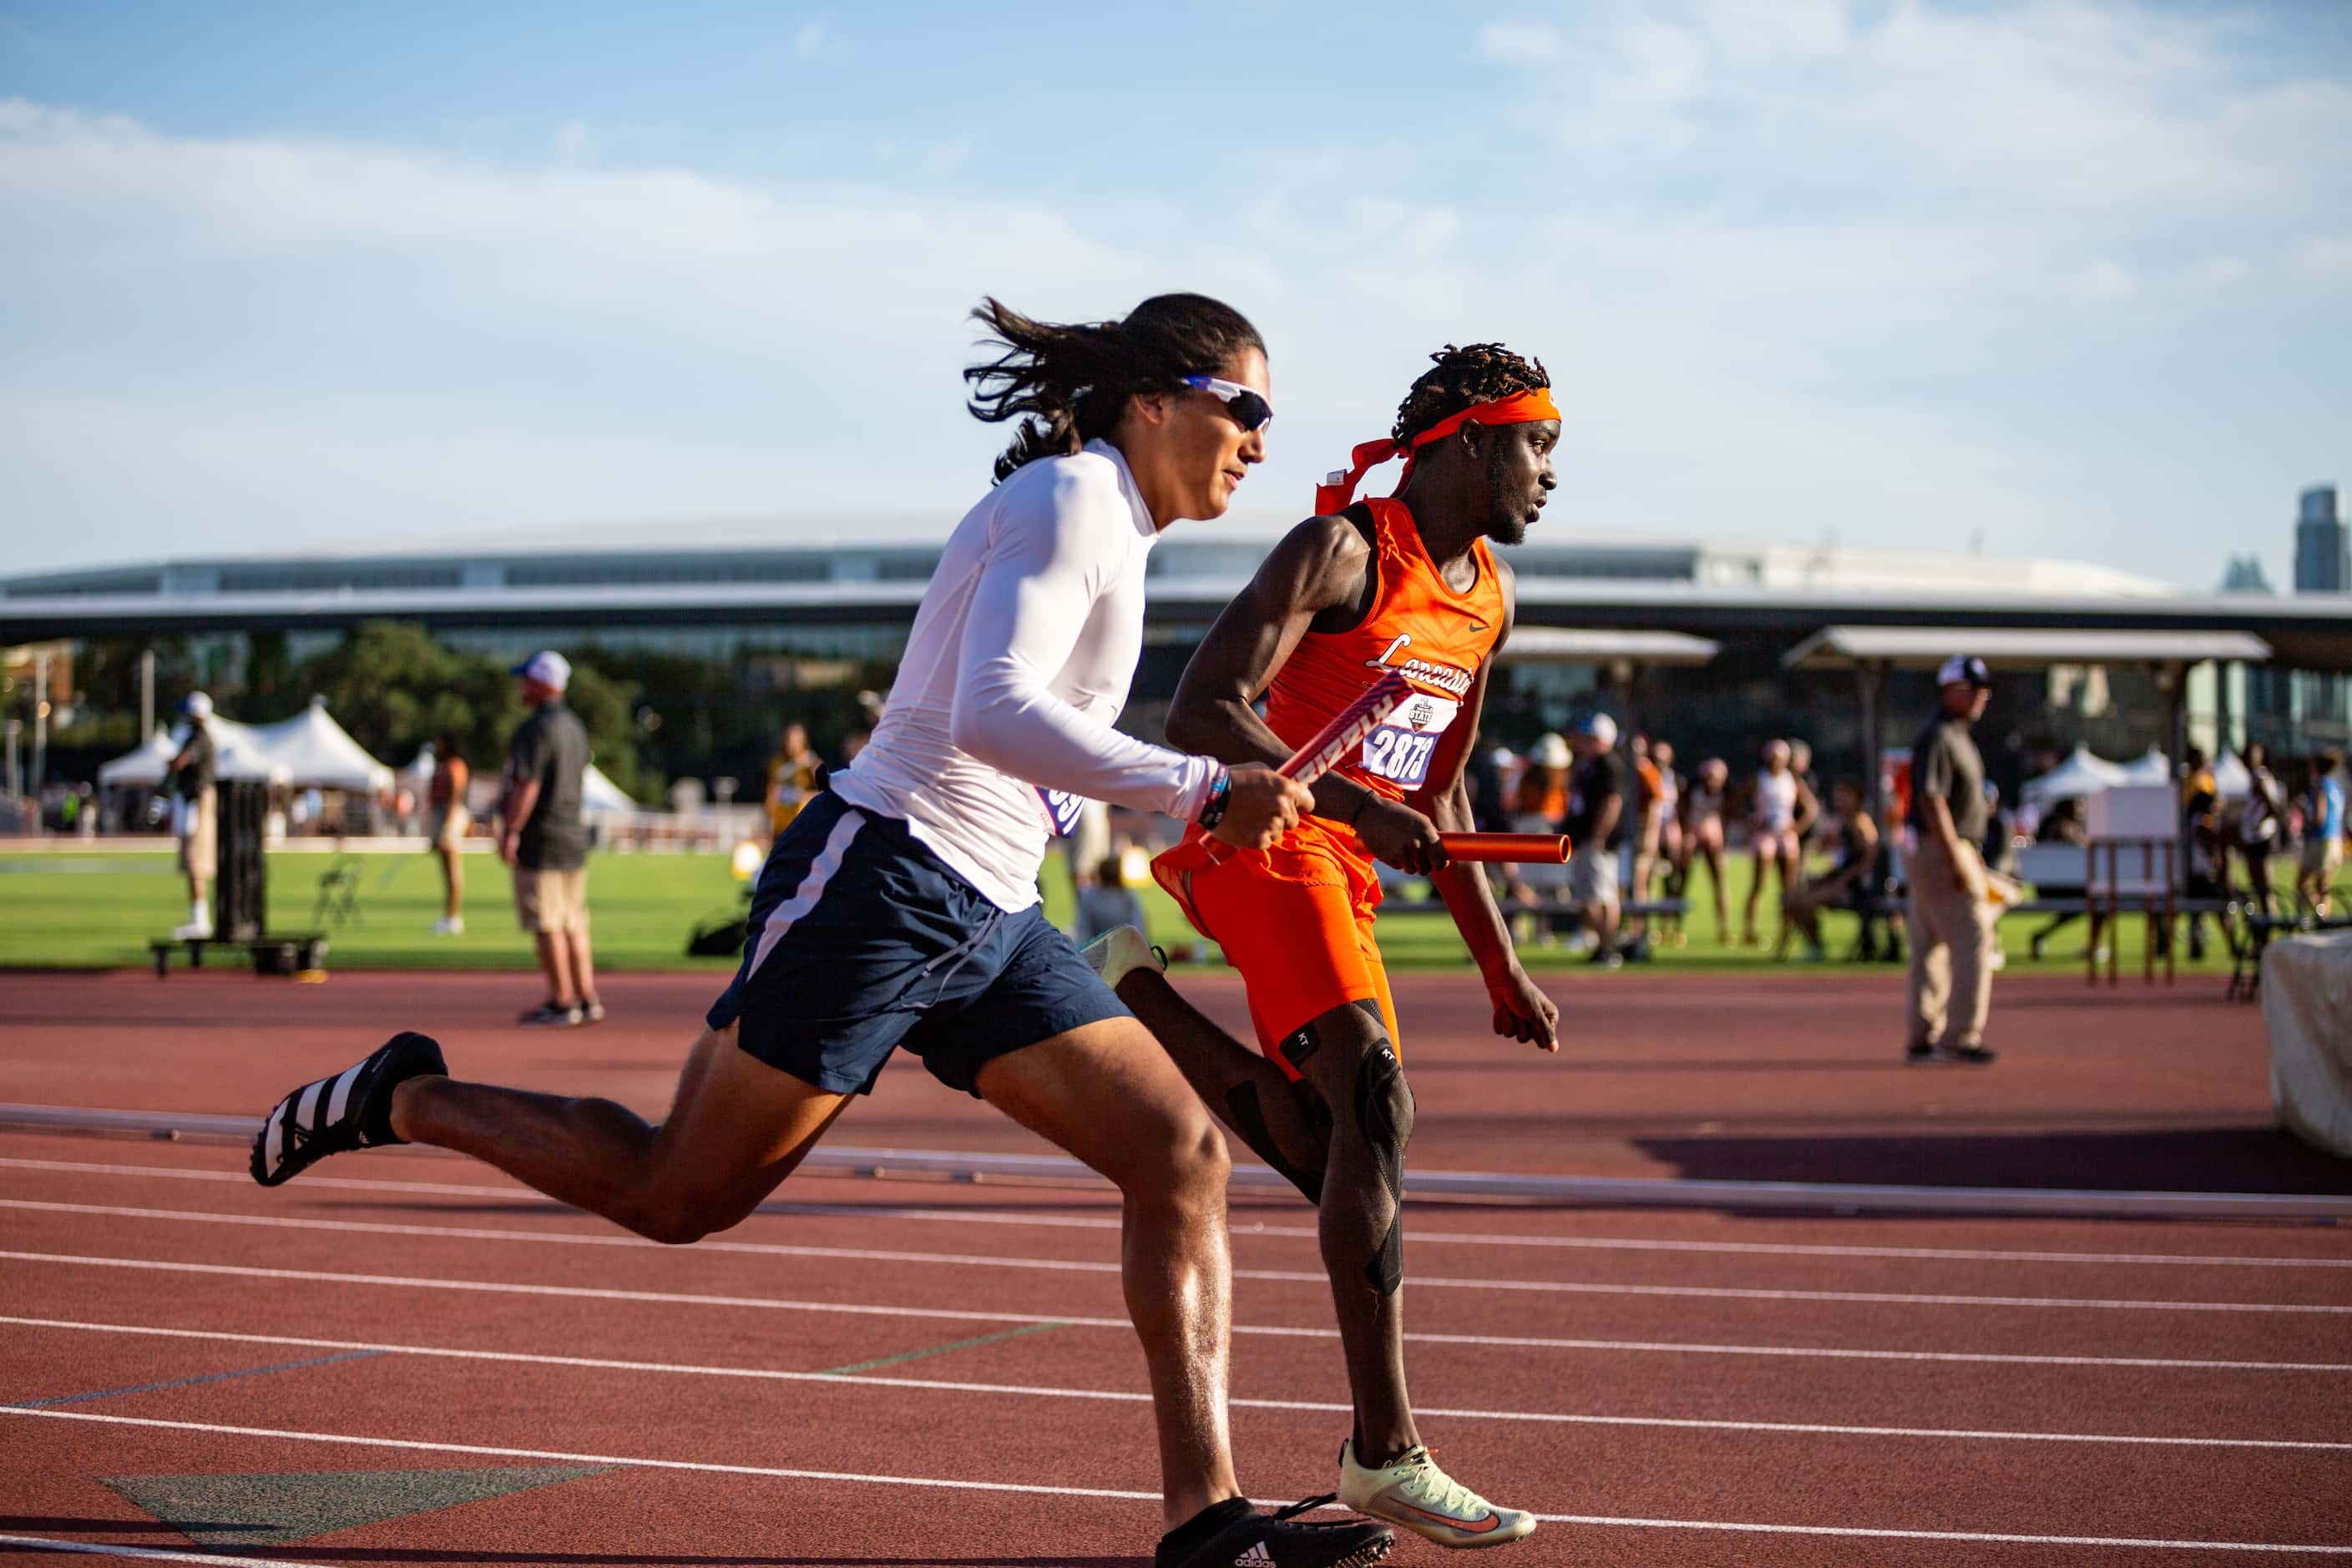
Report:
581,763,635,814
246,698,394,794
2116,746,2173,787
2211,749,2252,802
97,720,287,787
2020,744,2128,805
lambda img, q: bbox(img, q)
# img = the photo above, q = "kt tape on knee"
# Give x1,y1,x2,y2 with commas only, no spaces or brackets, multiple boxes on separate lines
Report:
1354,1043,1412,1296
1225,1082,1324,1206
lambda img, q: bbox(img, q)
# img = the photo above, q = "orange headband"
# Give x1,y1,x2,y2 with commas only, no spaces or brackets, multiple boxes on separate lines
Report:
1314,388,1561,514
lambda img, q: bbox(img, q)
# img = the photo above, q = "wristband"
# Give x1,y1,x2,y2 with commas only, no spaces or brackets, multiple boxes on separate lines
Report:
1196,767,1233,831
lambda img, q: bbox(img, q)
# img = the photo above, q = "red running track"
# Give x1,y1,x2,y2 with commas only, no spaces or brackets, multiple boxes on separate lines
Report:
2,967,2349,1565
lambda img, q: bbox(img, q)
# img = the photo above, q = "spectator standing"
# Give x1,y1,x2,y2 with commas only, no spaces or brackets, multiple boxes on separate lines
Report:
1743,739,1815,947
1627,737,1661,902
1564,714,1628,969
1075,854,1148,946
1679,756,1731,944
2299,751,2345,918
766,724,822,842
2236,743,2286,918
1503,732,1571,920
1644,739,1686,947
169,692,219,940
2178,747,2223,961
501,651,601,1026
427,736,471,936
1904,657,1997,1065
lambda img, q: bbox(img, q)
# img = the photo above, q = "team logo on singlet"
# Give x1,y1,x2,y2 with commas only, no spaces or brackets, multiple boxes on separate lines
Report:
1355,636,1469,789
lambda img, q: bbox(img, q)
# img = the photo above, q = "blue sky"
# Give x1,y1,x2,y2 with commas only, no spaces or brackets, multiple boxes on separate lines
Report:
3,0,2347,589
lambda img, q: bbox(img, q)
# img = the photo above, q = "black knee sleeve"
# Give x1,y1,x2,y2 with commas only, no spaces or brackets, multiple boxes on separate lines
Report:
1353,1044,1414,1295
1225,1082,1324,1206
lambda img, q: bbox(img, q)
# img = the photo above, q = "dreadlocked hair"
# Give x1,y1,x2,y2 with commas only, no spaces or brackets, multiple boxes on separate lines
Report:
1390,341,1550,447
964,294,1265,483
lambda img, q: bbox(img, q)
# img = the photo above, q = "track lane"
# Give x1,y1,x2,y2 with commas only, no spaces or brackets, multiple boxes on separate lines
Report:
4,1348,2349,1557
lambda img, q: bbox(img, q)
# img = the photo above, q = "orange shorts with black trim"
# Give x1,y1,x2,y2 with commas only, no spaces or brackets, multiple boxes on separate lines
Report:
1152,817,1401,1081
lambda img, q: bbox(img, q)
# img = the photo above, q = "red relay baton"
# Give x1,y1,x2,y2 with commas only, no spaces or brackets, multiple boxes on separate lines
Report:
1434,832,1571,863
1277,670,1414,785
1190,671,1412,871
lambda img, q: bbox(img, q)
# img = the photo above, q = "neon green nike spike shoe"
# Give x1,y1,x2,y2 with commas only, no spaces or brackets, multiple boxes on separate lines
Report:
1338,1441,1535,1550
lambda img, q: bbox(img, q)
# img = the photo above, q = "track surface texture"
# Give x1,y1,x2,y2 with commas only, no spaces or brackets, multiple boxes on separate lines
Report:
2,966,2347,1566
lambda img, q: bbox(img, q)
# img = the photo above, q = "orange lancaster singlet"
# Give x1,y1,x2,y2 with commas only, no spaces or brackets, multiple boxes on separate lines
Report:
1153,498,1506,1070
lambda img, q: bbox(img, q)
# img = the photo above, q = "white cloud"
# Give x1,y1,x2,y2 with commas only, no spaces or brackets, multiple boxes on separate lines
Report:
3,0,2348,597
2289,234,2352,281
2189,255,2249,288
2082,259,2137,299
1477,23,1564,64
795,18,830,60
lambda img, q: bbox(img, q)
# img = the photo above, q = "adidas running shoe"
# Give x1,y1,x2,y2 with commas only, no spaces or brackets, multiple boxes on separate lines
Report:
1080,923,1164,992
1156,1495,1391,1568
1338,1441,1535,1549
250,1031,446,1187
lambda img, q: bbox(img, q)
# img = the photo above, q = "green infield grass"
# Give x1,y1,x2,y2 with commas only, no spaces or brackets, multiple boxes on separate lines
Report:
1,842,2310,977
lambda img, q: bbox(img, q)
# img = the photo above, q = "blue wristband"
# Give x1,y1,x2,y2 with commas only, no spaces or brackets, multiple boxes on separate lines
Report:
1196,768,1233,831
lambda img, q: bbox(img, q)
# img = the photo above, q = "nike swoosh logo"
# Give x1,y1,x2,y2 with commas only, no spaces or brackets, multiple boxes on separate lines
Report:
1466,619,1490,630
1388,1500,1505,1534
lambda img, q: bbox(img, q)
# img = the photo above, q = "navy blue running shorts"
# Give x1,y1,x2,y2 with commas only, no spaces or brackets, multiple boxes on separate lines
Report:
706,791,1130,1096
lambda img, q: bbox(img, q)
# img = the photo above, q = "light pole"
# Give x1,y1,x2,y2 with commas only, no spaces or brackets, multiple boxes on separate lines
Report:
31,651,48,800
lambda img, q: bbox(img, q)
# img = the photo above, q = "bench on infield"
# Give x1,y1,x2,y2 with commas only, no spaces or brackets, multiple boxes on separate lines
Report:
149,932,330,979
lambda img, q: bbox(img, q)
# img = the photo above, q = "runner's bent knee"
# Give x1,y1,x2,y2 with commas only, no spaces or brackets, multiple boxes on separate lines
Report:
1120,1097,1229,1214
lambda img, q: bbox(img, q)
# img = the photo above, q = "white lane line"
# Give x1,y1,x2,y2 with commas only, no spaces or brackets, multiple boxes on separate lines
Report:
7,1252,2340,1373
0,1535,331,1566
8,1198,2346,1314
8,1313,2349,1452
8,1409,2350,1556
10,1155,2349,1269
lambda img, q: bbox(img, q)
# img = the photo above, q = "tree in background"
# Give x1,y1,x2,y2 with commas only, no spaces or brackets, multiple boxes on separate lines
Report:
295,623,650,801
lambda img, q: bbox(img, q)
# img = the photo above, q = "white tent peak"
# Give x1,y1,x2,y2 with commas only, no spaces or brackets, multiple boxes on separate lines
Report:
96,717,287,787
245,702,395,793
2020,744,2128,804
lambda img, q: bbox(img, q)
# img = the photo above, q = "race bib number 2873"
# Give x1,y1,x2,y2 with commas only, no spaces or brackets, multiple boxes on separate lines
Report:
1356,692,1459,789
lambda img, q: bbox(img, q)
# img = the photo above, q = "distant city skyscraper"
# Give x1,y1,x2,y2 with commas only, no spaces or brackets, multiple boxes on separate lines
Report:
2220,554,2275,594
2294,484,2348,593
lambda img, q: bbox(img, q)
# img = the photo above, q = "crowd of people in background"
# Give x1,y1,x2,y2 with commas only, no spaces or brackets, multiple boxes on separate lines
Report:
76,671,2352,987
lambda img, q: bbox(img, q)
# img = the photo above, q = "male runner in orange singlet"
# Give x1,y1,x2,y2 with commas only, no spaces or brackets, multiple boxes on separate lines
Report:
1089,344,1563,1549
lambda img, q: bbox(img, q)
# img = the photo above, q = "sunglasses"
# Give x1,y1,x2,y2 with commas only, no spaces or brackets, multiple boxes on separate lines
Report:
1181,375,1274,433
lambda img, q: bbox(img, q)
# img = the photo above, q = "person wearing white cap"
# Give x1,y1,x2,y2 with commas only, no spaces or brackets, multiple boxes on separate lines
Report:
1564,712,1628,968
499,650,600,1026
168,692,219,940
1904,656,1997,1065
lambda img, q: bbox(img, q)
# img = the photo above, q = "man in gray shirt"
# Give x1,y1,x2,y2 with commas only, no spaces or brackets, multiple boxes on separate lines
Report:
1904,656,1997,1065
501,650,599,1026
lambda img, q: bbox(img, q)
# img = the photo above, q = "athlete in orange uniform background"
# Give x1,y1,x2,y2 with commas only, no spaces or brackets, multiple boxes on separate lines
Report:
1090,344,1562,1550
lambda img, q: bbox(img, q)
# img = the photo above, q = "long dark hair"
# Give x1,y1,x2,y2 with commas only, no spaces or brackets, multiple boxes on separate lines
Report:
964,293,1265,483
1391,341,1550,446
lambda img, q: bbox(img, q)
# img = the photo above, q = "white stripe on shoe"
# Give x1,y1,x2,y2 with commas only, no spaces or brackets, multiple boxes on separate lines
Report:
293,1080,326,1138
322,1058,369,1128
746,810,865,981
260,1101,288,1178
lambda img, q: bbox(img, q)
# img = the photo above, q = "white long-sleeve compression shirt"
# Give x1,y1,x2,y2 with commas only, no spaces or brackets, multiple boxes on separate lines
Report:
829,439,1222,910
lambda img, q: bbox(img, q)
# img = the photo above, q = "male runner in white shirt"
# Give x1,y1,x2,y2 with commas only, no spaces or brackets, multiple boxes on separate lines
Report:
249,294,1393,1568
